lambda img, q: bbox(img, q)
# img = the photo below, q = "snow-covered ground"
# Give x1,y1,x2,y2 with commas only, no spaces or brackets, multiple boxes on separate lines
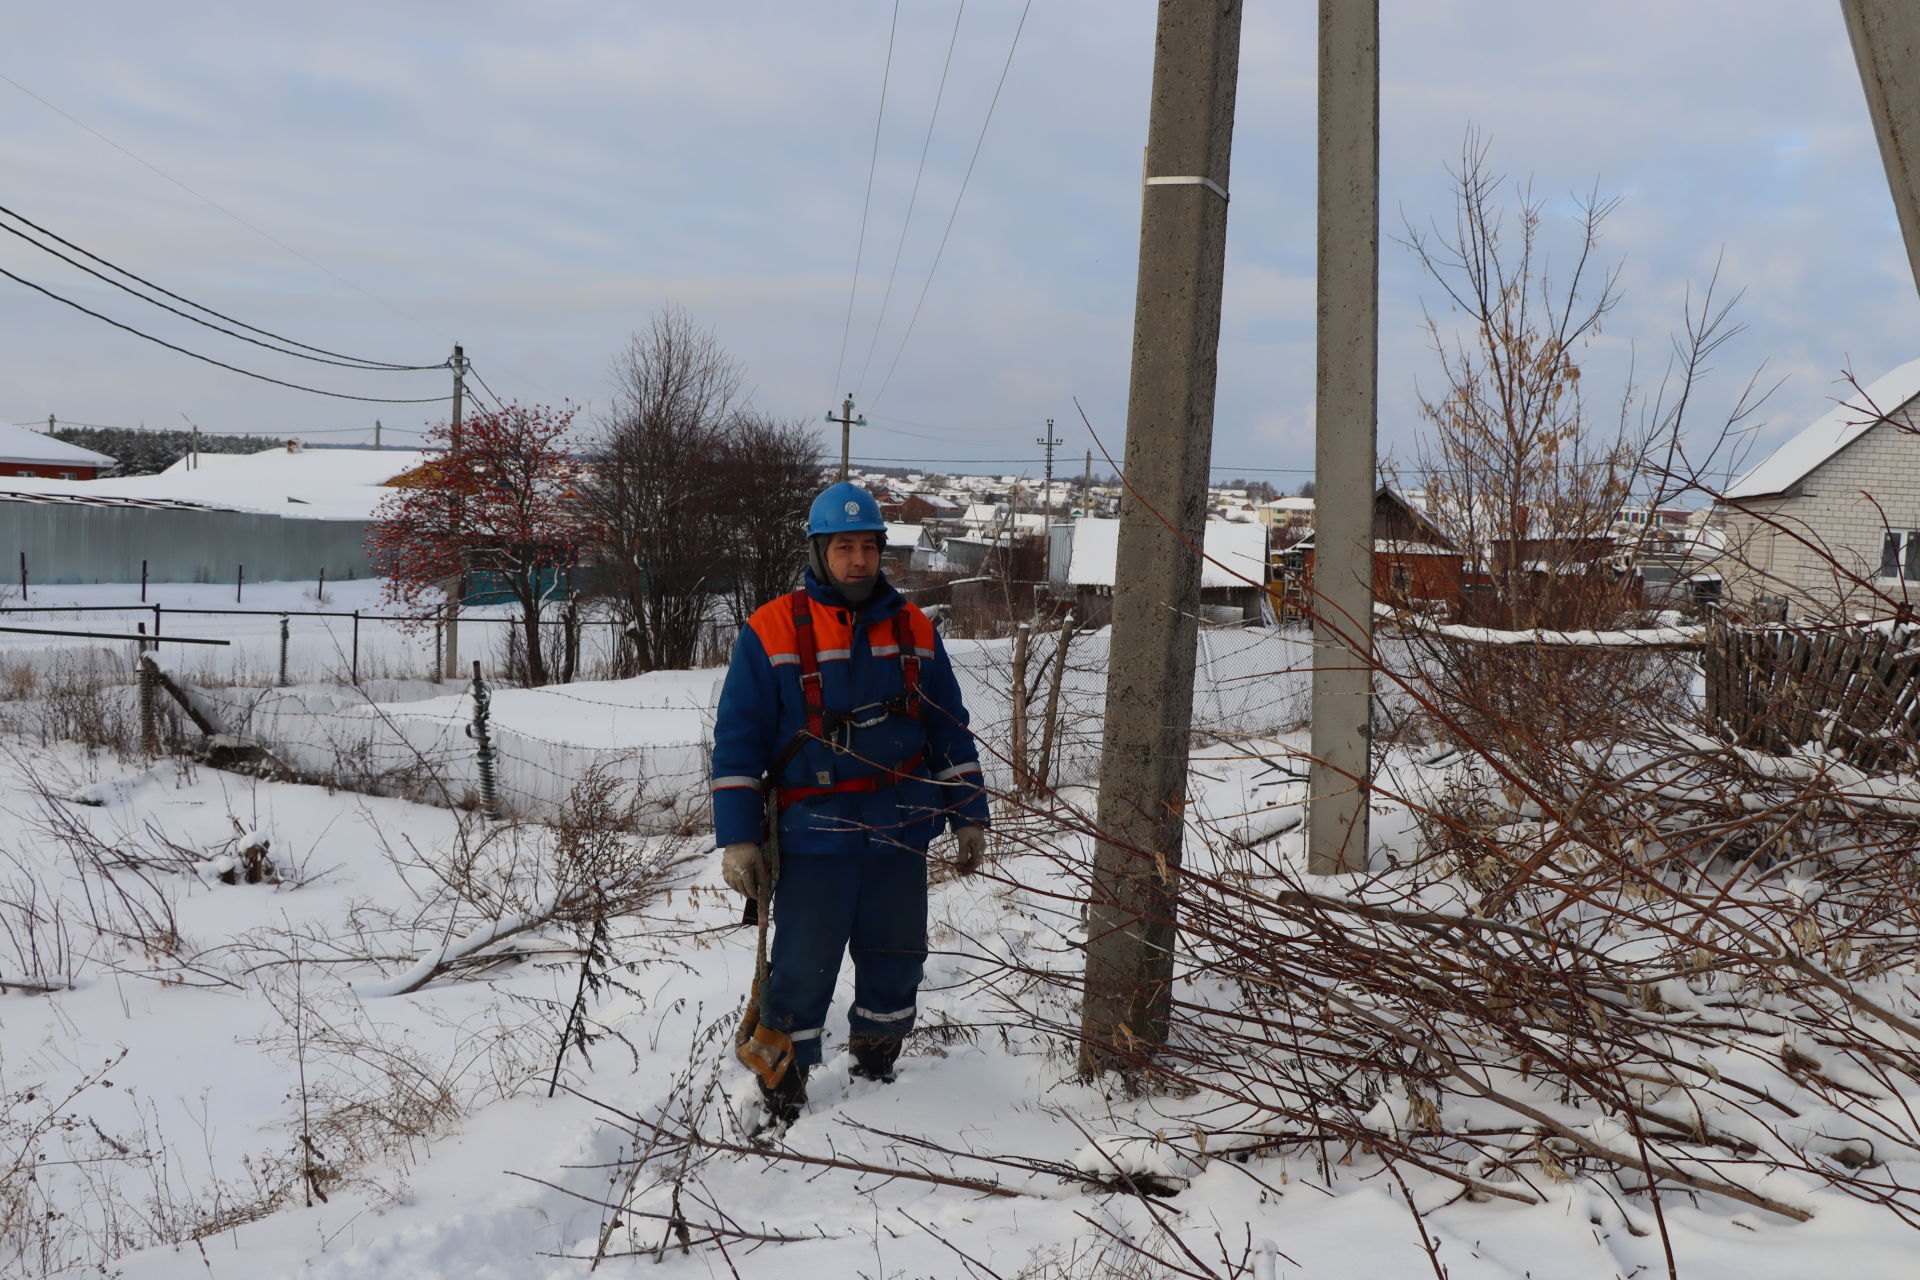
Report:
7,583,1920,1278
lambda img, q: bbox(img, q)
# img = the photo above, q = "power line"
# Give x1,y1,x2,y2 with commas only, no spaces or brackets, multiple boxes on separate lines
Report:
830,0,901,399
868,0,1033,411
0,70,434,332
0,206,445,371
0,264,452,404
854,0,966,399
17,417,429,437
464,362,507,413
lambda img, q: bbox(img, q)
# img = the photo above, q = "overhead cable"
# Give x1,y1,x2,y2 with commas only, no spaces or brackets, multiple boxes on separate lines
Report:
0,70,434,331
0,207,446,371
830,0,901,398
868,0,1032,411
0,265,452,404
854,0,966,399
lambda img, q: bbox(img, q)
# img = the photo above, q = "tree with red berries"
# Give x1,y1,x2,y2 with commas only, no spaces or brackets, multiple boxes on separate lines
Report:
369,401,586,686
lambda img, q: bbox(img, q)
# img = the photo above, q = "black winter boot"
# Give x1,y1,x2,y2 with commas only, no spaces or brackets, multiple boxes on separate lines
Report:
848,1033,902,1083
757,1064,809,1132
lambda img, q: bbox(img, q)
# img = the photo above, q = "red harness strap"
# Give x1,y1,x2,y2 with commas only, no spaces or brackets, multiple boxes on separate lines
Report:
779,590,927,808
778,752,925,810
790,590,828,742
892,610,922,718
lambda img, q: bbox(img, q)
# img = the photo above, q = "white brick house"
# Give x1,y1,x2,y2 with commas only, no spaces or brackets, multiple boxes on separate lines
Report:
1715,359,1920,620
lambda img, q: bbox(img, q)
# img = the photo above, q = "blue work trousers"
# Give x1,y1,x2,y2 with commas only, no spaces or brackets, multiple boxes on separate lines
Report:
760,848,928,1068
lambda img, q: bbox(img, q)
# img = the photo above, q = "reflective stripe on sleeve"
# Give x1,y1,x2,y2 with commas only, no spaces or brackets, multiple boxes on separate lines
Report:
789,1026,824,1041
934,762,983,781
712,776,764,791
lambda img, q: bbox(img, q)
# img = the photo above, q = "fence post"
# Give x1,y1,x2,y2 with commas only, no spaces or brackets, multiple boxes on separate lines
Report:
237,564,244,604
317,566,326,602
152,603,162,653
432,621,444,682
141,559,148,603
351,610,360,684
1009,622,1031,794
138,652,159,757
1035,613,1077,794
278,615,290,687
18,552,25,601
468,660,503,821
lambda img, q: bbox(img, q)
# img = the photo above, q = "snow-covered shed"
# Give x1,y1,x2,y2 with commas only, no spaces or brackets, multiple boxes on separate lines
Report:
1047,517,1268,624
0,446,426,584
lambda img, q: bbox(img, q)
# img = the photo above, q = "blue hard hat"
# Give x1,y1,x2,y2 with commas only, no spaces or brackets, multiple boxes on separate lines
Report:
808,482,887,538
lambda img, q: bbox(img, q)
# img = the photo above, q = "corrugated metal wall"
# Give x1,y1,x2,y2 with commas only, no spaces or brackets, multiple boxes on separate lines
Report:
0,500,375,584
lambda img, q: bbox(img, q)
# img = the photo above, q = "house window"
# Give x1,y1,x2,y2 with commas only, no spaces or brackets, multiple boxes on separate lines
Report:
1879,530,1920,581
14,470,32,478
58,471,75,480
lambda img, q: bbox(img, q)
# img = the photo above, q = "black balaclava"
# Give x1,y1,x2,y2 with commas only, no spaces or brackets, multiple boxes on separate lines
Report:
809,534,884,608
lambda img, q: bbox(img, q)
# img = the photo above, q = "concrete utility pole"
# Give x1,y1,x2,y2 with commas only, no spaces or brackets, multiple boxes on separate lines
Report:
1036,419,1064,520
827,394,866,482
1037,419,1065,577
444,344,465,680
1306,0,1379,875
1080,0,1242,1075
1842,0,1920,301
374,418,382,450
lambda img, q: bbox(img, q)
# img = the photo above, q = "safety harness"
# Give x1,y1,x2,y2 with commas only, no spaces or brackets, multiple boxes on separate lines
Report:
776,588,925,811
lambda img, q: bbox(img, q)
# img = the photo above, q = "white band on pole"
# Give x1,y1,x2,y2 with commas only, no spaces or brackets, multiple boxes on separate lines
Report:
1145,174,1229,201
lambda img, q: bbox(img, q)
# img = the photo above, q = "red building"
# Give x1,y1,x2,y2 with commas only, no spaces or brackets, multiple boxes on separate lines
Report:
0,424,115,479
1287,486,1464,615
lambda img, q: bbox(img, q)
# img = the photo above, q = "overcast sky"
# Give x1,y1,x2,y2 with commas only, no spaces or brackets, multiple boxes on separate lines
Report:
4,1,1917,492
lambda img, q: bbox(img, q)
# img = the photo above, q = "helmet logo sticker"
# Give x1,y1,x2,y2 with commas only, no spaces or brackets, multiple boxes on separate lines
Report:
844,501,860,516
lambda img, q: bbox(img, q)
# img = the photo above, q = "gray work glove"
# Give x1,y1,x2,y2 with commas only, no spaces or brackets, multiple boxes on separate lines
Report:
953,825,988,875
721,842,765,899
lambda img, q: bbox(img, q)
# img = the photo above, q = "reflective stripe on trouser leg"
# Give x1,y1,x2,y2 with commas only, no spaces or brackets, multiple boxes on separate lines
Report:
848,848,928,1042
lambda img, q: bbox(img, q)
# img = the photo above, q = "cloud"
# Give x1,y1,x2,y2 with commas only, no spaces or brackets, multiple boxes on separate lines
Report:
1,0,1916,488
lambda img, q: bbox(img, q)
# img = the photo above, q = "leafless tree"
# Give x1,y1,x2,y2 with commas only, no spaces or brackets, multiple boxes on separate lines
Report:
579,308,745,674
718,412,823,626
1400,134,1644,631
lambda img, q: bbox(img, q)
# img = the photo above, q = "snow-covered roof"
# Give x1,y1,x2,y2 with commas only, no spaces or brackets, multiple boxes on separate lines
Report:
1059,518,1267,589
0,422,115,468
0,446,426,519
882,522,928,548
1724,358,1920,499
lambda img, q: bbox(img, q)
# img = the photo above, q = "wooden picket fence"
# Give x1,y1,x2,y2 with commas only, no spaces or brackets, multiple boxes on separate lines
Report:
1704,620,1920,769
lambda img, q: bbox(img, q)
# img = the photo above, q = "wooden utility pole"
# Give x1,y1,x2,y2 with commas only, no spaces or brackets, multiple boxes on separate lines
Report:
1842,1,1920,301
1079,0,1242,1075
827,394,866,482
1305,0,1379,876
444,344,465,680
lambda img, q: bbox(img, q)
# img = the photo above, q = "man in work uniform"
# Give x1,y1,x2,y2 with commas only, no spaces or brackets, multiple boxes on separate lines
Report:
712,481,990,1127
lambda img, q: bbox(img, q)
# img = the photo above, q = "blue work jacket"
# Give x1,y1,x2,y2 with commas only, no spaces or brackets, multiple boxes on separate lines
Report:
710,571,990,855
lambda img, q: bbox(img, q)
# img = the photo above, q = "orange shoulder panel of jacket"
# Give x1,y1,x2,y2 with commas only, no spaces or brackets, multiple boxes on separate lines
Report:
747,593,802,657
